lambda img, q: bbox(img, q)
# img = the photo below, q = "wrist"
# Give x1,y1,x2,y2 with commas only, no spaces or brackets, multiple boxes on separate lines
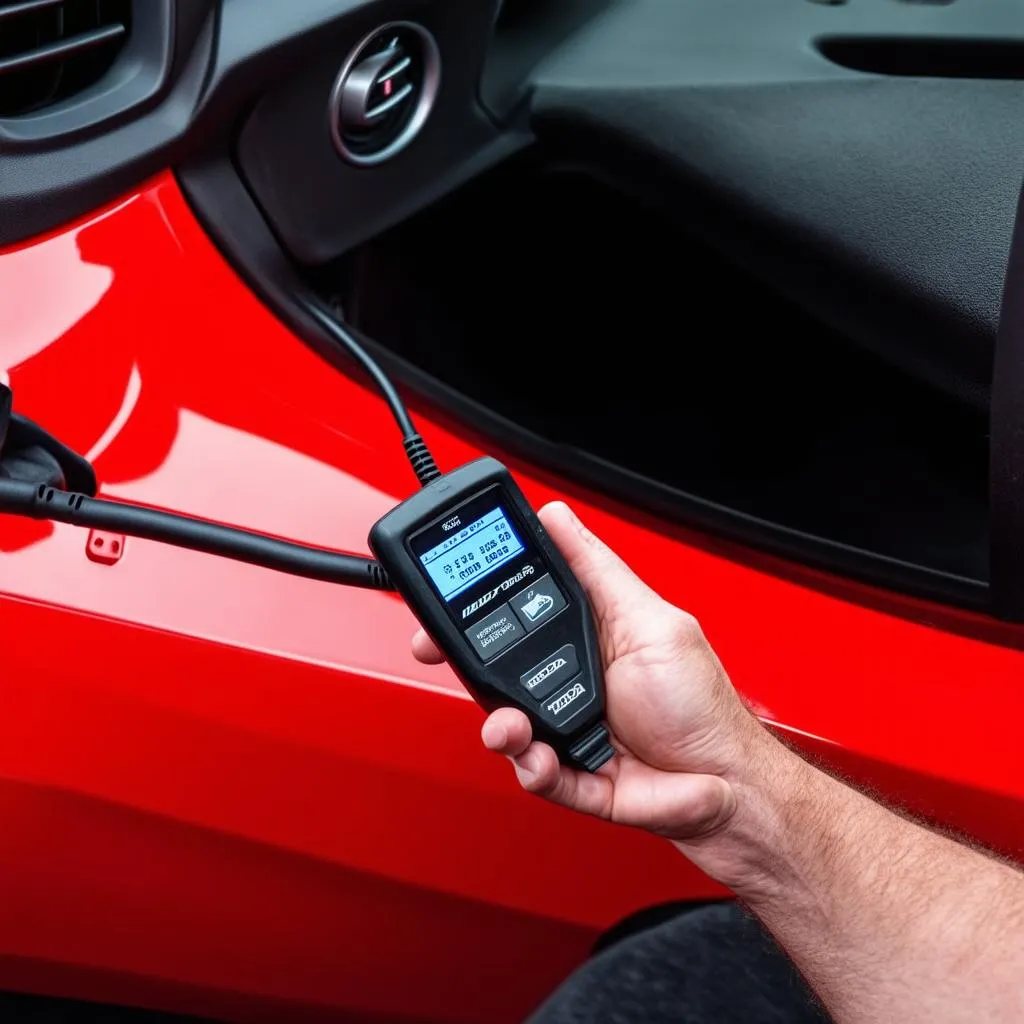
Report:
672,722,822,903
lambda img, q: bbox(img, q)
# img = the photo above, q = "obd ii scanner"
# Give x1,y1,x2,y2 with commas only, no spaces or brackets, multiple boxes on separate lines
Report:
370,458,613,772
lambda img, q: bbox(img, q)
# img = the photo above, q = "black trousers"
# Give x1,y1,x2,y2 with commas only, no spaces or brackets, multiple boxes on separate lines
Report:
529,903,831,1024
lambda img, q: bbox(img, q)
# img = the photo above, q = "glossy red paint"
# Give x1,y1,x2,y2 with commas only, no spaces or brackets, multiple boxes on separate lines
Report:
0,175,1022,1022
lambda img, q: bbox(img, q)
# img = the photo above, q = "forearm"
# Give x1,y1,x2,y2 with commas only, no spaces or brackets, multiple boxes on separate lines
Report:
680,731,1024,1024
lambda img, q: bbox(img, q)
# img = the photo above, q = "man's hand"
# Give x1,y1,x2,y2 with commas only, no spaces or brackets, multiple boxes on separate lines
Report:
415,501,1024,1024
412,501,768,843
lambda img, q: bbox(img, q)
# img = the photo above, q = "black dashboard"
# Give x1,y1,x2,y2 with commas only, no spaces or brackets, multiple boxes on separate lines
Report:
2,0,1022,401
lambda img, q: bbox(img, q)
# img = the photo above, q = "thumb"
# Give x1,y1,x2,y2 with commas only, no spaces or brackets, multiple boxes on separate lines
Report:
537,502,667,654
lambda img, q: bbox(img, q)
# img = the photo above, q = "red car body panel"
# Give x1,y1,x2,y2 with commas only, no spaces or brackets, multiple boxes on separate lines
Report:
0,174,1022,1022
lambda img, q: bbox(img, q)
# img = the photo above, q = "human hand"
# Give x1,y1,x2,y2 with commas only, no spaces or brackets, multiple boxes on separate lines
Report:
412,501,775,845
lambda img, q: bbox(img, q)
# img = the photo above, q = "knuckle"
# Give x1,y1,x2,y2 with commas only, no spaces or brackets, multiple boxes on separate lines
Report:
668,607,704,646
533,767,569,803
515,755,561,797
690,778,734,837
692,778,723,821
520,774,546,795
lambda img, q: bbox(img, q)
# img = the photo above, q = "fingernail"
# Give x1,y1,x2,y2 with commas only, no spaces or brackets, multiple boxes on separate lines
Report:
481,721,507,750
514,751,540,784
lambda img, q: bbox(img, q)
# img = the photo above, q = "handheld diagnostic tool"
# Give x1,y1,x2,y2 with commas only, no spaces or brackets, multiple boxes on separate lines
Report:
0,302,615,773
370,457,614,772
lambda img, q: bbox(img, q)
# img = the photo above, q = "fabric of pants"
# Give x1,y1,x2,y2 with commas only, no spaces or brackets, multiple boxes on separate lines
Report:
527,902,831,1024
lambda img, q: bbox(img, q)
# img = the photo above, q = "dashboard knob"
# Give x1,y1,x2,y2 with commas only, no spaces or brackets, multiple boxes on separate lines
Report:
329,23,440,167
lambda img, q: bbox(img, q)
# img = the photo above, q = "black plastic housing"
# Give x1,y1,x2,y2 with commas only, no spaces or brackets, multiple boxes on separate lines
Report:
369,457,609,766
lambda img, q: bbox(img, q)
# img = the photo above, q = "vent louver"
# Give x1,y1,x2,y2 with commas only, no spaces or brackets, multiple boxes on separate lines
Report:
329,22,440,166
0,0,132,117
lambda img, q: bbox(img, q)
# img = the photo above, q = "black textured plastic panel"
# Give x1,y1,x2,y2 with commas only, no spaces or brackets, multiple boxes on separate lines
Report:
0,0,469,248
530,0,1024,406
0,0,212,247
234,0,518,264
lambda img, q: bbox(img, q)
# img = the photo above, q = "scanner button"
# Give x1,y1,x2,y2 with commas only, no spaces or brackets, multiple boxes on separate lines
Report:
510,574,566,631
520,644,579,701
539,674,595,727
464,603,524,661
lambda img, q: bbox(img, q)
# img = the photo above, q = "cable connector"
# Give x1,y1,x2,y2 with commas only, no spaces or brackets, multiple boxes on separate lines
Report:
366,560,391,590
402,433,441,487
567,721,616,773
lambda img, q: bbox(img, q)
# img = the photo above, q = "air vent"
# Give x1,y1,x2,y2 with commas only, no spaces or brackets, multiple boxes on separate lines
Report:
329,22,440,167
0,0,132,118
